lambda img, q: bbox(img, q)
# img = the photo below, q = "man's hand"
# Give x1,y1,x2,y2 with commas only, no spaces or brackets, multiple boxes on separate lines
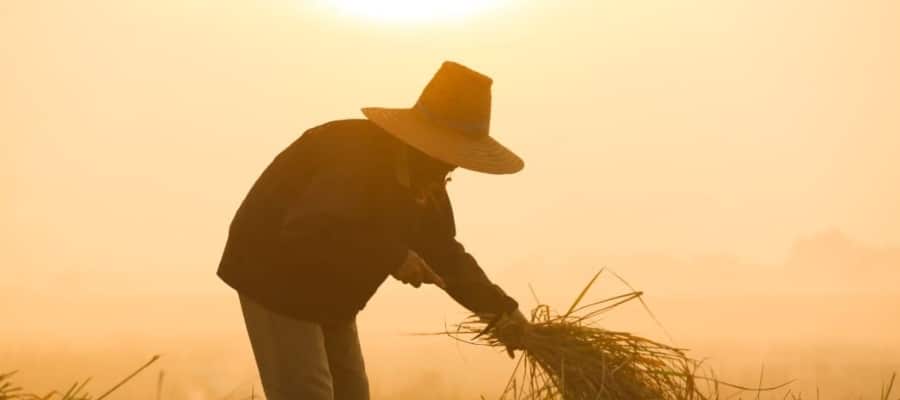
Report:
392,250,447,289
500,309,529,329
478,309,529,358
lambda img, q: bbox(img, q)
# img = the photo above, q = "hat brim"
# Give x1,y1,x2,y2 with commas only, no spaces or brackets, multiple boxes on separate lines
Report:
362,107,524,175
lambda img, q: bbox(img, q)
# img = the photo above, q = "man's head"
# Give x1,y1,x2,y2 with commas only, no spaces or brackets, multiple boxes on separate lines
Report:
362,61,524,175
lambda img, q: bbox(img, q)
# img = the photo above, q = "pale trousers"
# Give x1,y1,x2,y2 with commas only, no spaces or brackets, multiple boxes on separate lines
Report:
239,295,370,400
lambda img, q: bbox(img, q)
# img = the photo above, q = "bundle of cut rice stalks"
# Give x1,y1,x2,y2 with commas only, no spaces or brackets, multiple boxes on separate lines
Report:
448,270,725,400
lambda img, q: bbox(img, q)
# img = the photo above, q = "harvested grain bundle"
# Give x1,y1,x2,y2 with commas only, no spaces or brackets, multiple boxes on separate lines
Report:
449,270,708,400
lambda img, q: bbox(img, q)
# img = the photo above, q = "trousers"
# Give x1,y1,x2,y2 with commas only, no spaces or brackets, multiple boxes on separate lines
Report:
239,294,370,400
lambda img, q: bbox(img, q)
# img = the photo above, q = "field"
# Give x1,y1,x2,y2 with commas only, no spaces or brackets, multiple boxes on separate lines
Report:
5,233,899,399
4,285,898,399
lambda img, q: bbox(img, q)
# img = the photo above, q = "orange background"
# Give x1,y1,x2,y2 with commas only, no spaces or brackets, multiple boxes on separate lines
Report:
2,1,898,398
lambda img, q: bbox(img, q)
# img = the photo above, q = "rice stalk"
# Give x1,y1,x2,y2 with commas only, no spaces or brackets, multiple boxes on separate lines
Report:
448,272,790,400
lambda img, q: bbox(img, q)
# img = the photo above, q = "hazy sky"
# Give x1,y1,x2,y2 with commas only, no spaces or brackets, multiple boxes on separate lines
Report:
3,1,899,398
2,0,899,306
4,1,898,277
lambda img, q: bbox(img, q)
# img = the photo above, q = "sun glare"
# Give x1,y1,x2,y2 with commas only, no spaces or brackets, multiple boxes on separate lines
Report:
322,0,503,23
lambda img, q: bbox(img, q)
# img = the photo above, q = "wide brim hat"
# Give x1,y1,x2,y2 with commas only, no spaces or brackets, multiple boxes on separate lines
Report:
362,61,524,174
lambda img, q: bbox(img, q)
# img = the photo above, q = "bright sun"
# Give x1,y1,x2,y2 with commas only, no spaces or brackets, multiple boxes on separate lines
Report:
323,0,503,23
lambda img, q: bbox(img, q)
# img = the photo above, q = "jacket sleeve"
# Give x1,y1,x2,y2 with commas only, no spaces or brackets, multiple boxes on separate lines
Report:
412,188,518,315
426,239,519,316
278,160,408,285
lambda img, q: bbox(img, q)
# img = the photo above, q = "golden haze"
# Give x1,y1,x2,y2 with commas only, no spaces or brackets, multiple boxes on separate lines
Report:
2,0,899,398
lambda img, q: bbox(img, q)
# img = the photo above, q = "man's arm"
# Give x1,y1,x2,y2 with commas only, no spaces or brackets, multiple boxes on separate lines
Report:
412,187,518,316
428,239,518,315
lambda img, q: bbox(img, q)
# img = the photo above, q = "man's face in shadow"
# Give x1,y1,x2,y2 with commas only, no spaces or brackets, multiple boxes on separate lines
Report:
406,144,456,189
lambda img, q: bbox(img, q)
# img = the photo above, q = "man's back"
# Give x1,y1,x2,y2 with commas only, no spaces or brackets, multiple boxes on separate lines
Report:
218,119,407,322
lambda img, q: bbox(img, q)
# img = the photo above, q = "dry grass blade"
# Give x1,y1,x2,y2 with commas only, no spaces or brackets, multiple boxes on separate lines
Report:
95,355,160,400
0,372,24,400
881,372,896,400
563,269,603,318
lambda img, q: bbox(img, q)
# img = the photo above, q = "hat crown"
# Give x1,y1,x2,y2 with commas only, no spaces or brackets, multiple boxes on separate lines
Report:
414,61,492,138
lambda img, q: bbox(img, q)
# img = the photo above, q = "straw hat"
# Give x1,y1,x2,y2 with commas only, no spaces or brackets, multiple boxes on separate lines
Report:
362,61,524,174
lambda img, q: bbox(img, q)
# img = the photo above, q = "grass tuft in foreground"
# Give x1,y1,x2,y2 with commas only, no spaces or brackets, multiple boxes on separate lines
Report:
0,355,159,400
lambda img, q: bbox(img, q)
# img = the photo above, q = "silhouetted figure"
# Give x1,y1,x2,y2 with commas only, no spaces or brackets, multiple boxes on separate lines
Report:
218,61,527,400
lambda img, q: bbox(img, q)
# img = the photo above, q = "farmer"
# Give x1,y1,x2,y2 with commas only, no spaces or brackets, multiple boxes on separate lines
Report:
217,61,527,400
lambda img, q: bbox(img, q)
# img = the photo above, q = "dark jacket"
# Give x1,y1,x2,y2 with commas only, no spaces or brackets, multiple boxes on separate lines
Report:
217,119,517,322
